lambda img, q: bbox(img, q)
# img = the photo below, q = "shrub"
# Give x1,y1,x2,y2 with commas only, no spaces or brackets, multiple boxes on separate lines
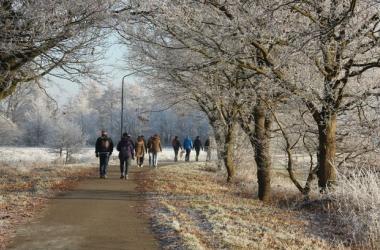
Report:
326,168,380,248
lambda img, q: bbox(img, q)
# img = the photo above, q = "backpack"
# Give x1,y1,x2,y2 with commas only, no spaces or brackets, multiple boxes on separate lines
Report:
120,139,133,158
100,138,110,150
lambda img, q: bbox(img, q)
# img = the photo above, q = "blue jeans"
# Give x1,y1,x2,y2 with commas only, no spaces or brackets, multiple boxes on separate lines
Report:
120,157,132,176
185,149,191,162
99,152,110,176
152,152,158,167
148,152,153,167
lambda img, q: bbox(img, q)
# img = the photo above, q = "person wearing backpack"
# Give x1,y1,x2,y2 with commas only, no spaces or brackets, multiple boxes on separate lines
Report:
95,130,114,179
117,133,135,179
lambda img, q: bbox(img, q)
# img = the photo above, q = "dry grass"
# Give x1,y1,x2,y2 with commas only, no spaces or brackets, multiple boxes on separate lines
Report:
325,169,380,249
137,162,345,250
0,162,96,250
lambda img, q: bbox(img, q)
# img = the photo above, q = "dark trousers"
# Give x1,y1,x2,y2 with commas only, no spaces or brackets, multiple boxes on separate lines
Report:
99,152,109,177
185,149,191,162
137,156,144,166
195,148,201,161
174,149,179,162
120,157,132,176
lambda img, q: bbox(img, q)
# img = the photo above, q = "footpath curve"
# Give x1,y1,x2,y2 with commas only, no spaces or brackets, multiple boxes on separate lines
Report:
7,166,159,250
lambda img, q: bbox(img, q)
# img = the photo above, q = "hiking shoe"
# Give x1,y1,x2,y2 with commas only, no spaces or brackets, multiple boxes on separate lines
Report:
120,175,124,179
125,175,128,180
103,175,107,179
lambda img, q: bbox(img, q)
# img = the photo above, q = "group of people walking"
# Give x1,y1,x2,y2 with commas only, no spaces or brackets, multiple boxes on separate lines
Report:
95,130,210,179
171,136,211,162
95,130,162,179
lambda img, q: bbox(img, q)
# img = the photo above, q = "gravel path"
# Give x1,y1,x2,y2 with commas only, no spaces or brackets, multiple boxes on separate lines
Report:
7,166,159,250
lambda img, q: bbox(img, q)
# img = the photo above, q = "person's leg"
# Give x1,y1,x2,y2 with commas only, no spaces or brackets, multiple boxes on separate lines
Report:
207,148,211,161
141,155,144,167
100,154,107,177
152,152,156,167
103,153,109,177
196,149,200,161
120,158,125,177
174,149,178,162
125,158,132,179
185,149,190,162
154,152,158,167
149,153,152,167
99,156,103,177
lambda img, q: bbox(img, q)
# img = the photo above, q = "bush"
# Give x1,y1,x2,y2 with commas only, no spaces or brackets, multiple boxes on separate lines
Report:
326,169,380,248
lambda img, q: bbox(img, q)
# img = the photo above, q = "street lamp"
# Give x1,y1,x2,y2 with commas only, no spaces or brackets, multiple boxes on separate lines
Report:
121,72,137,138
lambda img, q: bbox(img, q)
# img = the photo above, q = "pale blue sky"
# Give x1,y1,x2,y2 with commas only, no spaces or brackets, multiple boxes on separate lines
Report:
46,38,136,106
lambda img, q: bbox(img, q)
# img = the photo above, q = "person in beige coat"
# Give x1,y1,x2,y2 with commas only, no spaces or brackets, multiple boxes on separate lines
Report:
149,134,162,167
135,136,146,167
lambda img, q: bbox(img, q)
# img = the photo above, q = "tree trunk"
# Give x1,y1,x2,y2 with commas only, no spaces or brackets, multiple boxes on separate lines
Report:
224,123,236,182
254,102,272,202
212,124,226,170
317,114,337,190
65,150,69,164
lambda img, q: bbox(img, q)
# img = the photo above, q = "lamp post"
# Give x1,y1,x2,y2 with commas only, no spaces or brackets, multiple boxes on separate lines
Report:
121,72,136,138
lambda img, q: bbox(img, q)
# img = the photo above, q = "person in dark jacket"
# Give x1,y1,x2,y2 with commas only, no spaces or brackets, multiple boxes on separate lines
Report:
95,130,114,179
147,135,154,167
183,136,193,162
171,136,182,162
193,136,203,161
117,133,135,179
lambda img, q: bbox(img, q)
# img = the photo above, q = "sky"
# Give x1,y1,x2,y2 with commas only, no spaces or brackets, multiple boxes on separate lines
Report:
46,38,137,106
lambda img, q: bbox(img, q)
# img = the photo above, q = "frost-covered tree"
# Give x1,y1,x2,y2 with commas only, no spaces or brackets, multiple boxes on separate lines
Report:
0,0,115,100
47,117,86,164
0,115,22,145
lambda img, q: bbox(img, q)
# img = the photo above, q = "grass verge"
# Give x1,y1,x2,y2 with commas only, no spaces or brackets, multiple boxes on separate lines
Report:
136,162,345,250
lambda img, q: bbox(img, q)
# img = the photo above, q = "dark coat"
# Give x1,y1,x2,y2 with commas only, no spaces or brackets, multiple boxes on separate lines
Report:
193,138,203,151
172,138,182,151
95,136,114,154
117,137,135,158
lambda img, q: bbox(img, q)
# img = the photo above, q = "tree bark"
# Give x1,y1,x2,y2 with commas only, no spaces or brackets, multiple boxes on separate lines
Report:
317,114,337,190
212,123,226,170
254,102,272,202
223,123,236,182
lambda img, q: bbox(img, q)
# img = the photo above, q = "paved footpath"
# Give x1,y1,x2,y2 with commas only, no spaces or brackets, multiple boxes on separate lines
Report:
7,166,159,250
